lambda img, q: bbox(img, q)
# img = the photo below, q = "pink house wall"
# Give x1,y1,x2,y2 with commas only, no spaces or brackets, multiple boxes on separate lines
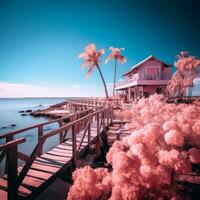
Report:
139,60,162,80
126,59,171,81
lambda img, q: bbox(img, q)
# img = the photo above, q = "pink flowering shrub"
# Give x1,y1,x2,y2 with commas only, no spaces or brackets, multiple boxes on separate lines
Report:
189,148,200,164
164,130,184,147
67,95,200,200
67,166,112,200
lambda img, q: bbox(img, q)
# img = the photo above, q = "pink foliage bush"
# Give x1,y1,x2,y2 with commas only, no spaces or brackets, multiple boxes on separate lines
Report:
189,148,200,164
67,166,112,200
164,130,184,147
67,95,200,200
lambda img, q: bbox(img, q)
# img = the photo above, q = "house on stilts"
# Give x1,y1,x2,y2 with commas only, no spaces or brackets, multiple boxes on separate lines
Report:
115,55,172,101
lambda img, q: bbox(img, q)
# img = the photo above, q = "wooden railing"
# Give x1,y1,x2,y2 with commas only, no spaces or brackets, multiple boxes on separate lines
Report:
0,106,113,199
115,73,171,88
0,109,93,170
66,98,122,108
0,138,26,200
40,106,113,166
33,98,121,115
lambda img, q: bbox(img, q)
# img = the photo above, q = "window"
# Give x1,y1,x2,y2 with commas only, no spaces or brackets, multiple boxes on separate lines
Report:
145,67,160,80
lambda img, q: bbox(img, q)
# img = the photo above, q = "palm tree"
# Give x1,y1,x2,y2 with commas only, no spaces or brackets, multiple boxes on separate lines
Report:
79,44,109,98
105,47,126,97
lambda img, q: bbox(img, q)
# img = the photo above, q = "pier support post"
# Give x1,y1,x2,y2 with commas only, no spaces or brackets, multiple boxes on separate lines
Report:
59,120,64,144
5,135,13,174
97,113,100,137
7,145,18,200
103,112,105,131
38,125,43,156
88,118,91,147
72,125,77,168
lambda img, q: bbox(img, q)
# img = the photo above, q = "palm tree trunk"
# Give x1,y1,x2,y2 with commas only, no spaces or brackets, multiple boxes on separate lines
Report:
113,59,117,97
96,64,109,98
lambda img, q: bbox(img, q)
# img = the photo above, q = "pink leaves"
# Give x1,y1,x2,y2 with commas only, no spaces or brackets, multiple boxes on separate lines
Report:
67,166,111,200
79,43,105,69
67,95,200,199
164,130,184,147
189,148,200,164
105,47,126,64
79,43,105,79
167,51,200,98
79,44,126,71
86,64,95,79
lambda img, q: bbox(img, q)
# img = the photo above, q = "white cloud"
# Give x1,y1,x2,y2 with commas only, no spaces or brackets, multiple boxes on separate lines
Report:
0,82,40,91
72,84,81,89
0,82,103,98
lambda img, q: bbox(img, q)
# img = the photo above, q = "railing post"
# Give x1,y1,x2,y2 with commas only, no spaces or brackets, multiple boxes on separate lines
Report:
103,111,105,131
97,113,100,137
72,125,77,167
38,125,43,156
110,107,112,124
106,109,109,126
7,145,18,200
88,117,91,147
59,120,64,144
5,135,14,174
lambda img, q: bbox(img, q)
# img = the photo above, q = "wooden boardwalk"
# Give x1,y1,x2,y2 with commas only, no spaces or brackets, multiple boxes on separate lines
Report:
0,106,113,200
32,98,122,118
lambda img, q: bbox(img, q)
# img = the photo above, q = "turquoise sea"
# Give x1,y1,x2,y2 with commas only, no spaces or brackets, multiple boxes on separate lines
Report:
0,98,67,134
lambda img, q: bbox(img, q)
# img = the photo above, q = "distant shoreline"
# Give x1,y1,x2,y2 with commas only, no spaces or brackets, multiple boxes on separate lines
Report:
0,96,101,99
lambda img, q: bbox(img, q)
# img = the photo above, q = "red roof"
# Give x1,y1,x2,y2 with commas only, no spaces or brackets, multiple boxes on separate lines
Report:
122,55,171,76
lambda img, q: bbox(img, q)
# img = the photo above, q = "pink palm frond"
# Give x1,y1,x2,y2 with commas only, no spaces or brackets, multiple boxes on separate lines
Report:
86,64,96,79
79,43,108,98
105,47,126,64
105,55,113,64
118,55,126,64
79,43,105,73
85,44,96,56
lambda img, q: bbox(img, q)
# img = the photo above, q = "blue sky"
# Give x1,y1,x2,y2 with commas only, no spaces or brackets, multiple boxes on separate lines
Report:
0,0,200,97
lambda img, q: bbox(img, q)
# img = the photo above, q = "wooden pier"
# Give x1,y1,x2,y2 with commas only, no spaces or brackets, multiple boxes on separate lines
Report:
0,104,113,200
31,98,122,118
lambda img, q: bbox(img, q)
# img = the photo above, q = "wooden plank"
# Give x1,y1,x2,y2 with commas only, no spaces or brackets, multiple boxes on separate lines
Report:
0,189,7,200
0,178,32,197
18,166,52,181
40,153,71,163
31,163,60,174
34,158,64,167
47,149,73,157
21,175,45,189
56,143,73,149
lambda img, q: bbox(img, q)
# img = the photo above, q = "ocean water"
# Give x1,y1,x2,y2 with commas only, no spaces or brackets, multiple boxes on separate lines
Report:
0,98,68,134
0,98,68,175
